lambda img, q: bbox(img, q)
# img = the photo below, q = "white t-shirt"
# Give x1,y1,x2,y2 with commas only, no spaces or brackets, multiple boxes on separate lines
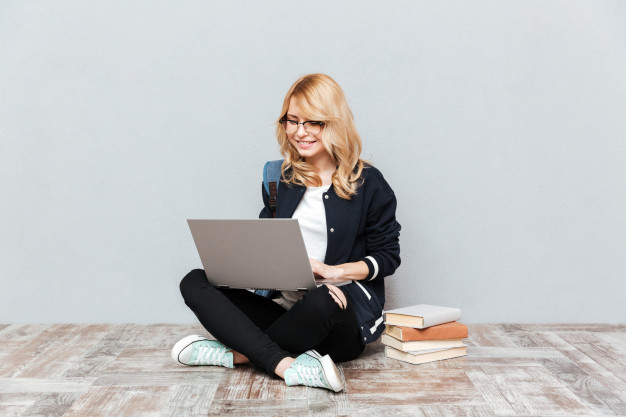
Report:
292,185,330,262
274,184,330,310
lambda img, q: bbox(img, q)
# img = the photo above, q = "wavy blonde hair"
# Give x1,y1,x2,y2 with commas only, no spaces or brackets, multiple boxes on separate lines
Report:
275,74,366,200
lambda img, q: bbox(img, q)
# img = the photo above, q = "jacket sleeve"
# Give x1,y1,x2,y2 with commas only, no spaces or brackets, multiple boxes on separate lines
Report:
259,182,273,219
359,176,401,281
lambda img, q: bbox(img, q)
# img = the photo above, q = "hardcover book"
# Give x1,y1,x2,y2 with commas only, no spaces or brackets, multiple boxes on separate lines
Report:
381,333,466,352
384,304,461,329
385,321,468,341
384,345,467,365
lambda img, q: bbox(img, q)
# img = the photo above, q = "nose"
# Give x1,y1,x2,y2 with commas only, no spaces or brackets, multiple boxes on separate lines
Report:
295,123,308,137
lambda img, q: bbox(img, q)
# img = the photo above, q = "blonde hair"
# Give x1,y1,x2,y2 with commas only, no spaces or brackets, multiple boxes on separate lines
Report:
276,73,366,200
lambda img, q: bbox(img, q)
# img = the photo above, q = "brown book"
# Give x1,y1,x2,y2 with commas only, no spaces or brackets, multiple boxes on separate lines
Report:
385,346,467,365
385,321,468,342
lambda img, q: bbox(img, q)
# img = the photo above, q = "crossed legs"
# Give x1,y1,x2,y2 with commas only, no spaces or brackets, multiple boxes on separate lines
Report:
179,269,364,376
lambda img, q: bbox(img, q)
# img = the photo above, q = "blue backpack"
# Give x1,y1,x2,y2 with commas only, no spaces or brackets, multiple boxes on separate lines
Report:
255,159,283,298
262,159,283,217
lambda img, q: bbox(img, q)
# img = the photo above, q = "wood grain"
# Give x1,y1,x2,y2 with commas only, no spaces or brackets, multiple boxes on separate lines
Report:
1,323,625,416
19,392,82,417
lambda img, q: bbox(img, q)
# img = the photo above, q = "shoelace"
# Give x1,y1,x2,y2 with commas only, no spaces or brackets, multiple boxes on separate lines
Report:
191,343,227,366
293,363,327,387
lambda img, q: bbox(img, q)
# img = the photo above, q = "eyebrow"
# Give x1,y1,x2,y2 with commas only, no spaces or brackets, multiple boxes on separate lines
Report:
285,114,300,120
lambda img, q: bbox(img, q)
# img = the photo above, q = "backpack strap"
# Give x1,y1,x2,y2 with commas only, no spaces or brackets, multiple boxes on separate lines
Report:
263,160,283,218
257,160,283,299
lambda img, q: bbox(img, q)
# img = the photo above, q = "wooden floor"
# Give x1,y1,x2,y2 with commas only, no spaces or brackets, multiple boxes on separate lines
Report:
1,324,625,417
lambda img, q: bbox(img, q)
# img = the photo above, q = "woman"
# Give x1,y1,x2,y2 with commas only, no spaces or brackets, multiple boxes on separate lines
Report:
173,73,401,392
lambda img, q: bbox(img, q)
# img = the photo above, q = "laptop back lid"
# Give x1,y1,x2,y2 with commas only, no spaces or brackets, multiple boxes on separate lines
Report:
187,219,316,291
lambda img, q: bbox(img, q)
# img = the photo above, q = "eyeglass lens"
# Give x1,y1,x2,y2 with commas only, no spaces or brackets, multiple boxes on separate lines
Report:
281,120,323,135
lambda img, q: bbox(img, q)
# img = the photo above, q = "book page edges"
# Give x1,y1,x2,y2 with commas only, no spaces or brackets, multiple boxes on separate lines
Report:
385,346,467,364
384,313,424,328
381,334,465,352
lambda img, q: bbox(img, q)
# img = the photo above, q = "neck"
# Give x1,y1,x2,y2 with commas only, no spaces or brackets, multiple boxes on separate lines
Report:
305,153,336,186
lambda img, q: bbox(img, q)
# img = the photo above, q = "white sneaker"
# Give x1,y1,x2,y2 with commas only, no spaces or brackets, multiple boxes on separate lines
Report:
171,335,234,368
284,350,344,392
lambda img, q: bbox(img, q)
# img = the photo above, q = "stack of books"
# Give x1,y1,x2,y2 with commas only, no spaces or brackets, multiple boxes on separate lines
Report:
382,304,468,364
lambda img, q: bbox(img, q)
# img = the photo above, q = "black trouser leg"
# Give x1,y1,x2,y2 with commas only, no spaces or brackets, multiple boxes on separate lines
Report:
180,269,290,374
264,285,365,363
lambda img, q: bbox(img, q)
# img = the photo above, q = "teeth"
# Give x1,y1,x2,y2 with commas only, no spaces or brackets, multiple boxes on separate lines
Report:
298,140,315,144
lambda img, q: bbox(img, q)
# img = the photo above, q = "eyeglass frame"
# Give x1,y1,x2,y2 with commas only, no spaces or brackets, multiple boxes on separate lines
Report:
279,118,326,134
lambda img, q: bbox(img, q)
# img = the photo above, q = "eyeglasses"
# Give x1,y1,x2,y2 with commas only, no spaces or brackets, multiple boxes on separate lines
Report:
280,119,325,135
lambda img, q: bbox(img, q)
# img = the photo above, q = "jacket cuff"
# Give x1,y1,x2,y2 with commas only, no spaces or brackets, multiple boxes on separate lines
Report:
361,256,380,281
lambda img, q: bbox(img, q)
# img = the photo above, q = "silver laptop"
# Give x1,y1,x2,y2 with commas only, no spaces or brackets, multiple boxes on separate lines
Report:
187,219,351,291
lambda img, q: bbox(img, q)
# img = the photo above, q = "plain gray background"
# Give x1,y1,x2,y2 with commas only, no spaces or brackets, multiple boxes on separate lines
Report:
1,1,625,324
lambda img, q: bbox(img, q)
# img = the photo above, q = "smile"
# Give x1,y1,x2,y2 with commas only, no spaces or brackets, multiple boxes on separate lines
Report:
297,140,317,145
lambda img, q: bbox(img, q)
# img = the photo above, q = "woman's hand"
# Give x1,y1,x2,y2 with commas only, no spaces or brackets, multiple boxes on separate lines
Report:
309,258,370,281
309,258,345,280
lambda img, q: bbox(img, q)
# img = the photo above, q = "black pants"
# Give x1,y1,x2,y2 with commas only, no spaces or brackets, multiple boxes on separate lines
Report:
180,269,365,375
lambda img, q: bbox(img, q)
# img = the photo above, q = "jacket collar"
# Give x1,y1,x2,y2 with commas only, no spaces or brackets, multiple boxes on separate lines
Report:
276,181,306,218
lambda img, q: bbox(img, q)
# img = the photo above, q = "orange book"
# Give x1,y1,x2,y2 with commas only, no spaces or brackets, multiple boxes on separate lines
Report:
385,321,468,342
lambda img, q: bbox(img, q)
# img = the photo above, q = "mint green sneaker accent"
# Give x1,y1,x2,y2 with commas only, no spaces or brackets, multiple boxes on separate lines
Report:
284,350,344,392
171,335,234,368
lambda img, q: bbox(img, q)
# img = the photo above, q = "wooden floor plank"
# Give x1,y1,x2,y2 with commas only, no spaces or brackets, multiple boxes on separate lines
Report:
0,324,49,343
464,368,518,415
0,404,31,417
0,378,94,394
418,404,501,417
467,324,517,348
60,326,132,379
93,347,225,387
500,323,626,332
343,368,484,404
556,331,626,386
205,399,312,416
306,383,351,416
0,393,42,417
598,331,626,344
214,365,295,401
537,331,626,415
159,384,218,417
472,365,593,415
62,386,173,417
12,325,113,379
19,392,83,417
99,348,185,373
0,325,70,377
119,324,199,349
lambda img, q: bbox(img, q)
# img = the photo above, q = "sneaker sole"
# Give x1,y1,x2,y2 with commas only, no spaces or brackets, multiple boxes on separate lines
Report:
171,334,209,365
309,350,344,392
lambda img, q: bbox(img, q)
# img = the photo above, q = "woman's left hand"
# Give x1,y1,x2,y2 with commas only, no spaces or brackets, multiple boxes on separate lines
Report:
309,258,345,280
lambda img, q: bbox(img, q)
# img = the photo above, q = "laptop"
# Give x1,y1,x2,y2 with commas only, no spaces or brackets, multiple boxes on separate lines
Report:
187,219,351,291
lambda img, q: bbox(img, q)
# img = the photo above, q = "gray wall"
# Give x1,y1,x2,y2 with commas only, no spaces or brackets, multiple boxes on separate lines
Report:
1,1,625,324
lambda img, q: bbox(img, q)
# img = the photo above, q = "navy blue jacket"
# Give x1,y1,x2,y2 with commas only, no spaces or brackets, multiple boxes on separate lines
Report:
259,164,401,344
